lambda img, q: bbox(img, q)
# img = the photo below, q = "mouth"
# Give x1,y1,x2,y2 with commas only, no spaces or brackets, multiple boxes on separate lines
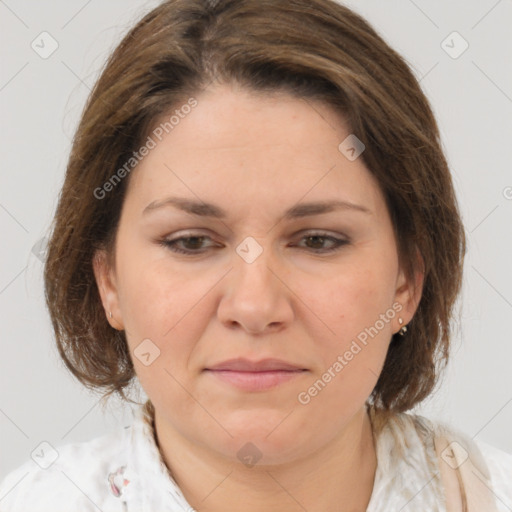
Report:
204,358,308,392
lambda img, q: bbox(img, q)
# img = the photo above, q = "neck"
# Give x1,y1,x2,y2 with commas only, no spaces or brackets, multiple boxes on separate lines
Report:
152,404,378,512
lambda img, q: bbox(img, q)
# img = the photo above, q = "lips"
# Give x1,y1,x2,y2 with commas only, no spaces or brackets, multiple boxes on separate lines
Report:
204,358,308,392
205,358,306,372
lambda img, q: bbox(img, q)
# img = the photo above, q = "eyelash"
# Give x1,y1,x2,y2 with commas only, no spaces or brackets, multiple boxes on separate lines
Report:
159,232,349,255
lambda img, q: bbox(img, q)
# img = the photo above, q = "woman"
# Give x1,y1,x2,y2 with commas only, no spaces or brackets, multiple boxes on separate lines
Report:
0,0,510,510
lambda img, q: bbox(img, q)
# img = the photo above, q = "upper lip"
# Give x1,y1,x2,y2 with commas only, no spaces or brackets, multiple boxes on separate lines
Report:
205,358,306,372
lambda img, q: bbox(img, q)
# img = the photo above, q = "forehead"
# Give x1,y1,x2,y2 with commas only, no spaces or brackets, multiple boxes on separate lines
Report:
151,83,349,151
125,84,384,219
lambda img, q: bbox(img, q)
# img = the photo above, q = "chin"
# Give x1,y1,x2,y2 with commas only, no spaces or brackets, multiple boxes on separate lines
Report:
204,418,313,467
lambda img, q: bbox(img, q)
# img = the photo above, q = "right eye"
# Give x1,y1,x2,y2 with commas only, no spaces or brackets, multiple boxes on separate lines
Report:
159,235,218,255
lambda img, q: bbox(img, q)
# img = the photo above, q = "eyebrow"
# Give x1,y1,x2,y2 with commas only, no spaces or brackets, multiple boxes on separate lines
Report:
142,196,372,219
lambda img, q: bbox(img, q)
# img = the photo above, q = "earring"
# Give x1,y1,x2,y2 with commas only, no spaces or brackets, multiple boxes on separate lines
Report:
398,317,408,336
109,311,113,319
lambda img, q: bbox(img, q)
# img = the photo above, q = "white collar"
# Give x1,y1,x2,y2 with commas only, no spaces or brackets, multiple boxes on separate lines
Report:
115,402,448,511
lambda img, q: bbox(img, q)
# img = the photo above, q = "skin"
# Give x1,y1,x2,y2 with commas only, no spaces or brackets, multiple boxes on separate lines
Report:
94,82,423,512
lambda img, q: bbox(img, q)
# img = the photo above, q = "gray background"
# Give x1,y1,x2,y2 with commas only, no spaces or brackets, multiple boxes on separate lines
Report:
1,0,511,483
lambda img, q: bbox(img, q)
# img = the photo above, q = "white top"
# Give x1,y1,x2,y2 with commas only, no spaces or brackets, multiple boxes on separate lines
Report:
0,402,510,511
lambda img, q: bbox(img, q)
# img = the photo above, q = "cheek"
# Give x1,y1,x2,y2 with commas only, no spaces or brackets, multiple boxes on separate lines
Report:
116,255,220,384
294,254,397,383
115,230,195,334
118,267,173,338
118,267,207,413
296,273,394,420
304,260,396,335
114,252,190,363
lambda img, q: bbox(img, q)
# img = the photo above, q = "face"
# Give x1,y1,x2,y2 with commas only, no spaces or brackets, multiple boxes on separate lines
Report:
94,83,422,465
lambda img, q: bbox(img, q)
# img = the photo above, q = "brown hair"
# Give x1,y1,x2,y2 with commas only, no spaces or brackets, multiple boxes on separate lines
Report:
43,0,466,419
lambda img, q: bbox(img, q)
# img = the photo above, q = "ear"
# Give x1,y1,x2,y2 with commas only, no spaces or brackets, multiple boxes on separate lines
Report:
92,249,124,330
392,248,424,334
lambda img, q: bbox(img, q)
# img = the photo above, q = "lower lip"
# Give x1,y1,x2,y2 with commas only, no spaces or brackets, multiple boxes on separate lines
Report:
205,369,306,391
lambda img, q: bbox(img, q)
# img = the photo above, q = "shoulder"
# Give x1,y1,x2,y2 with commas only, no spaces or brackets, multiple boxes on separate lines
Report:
416,414,512,479
472,438,512,502
0,422,132,512
368,407,511,511
405,412,512,508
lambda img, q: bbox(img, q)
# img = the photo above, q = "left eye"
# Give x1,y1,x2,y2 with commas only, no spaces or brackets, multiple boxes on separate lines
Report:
159,232,349,255
295,233,349,252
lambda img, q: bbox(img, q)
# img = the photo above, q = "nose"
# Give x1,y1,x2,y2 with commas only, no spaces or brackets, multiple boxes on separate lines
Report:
217,243,294,335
